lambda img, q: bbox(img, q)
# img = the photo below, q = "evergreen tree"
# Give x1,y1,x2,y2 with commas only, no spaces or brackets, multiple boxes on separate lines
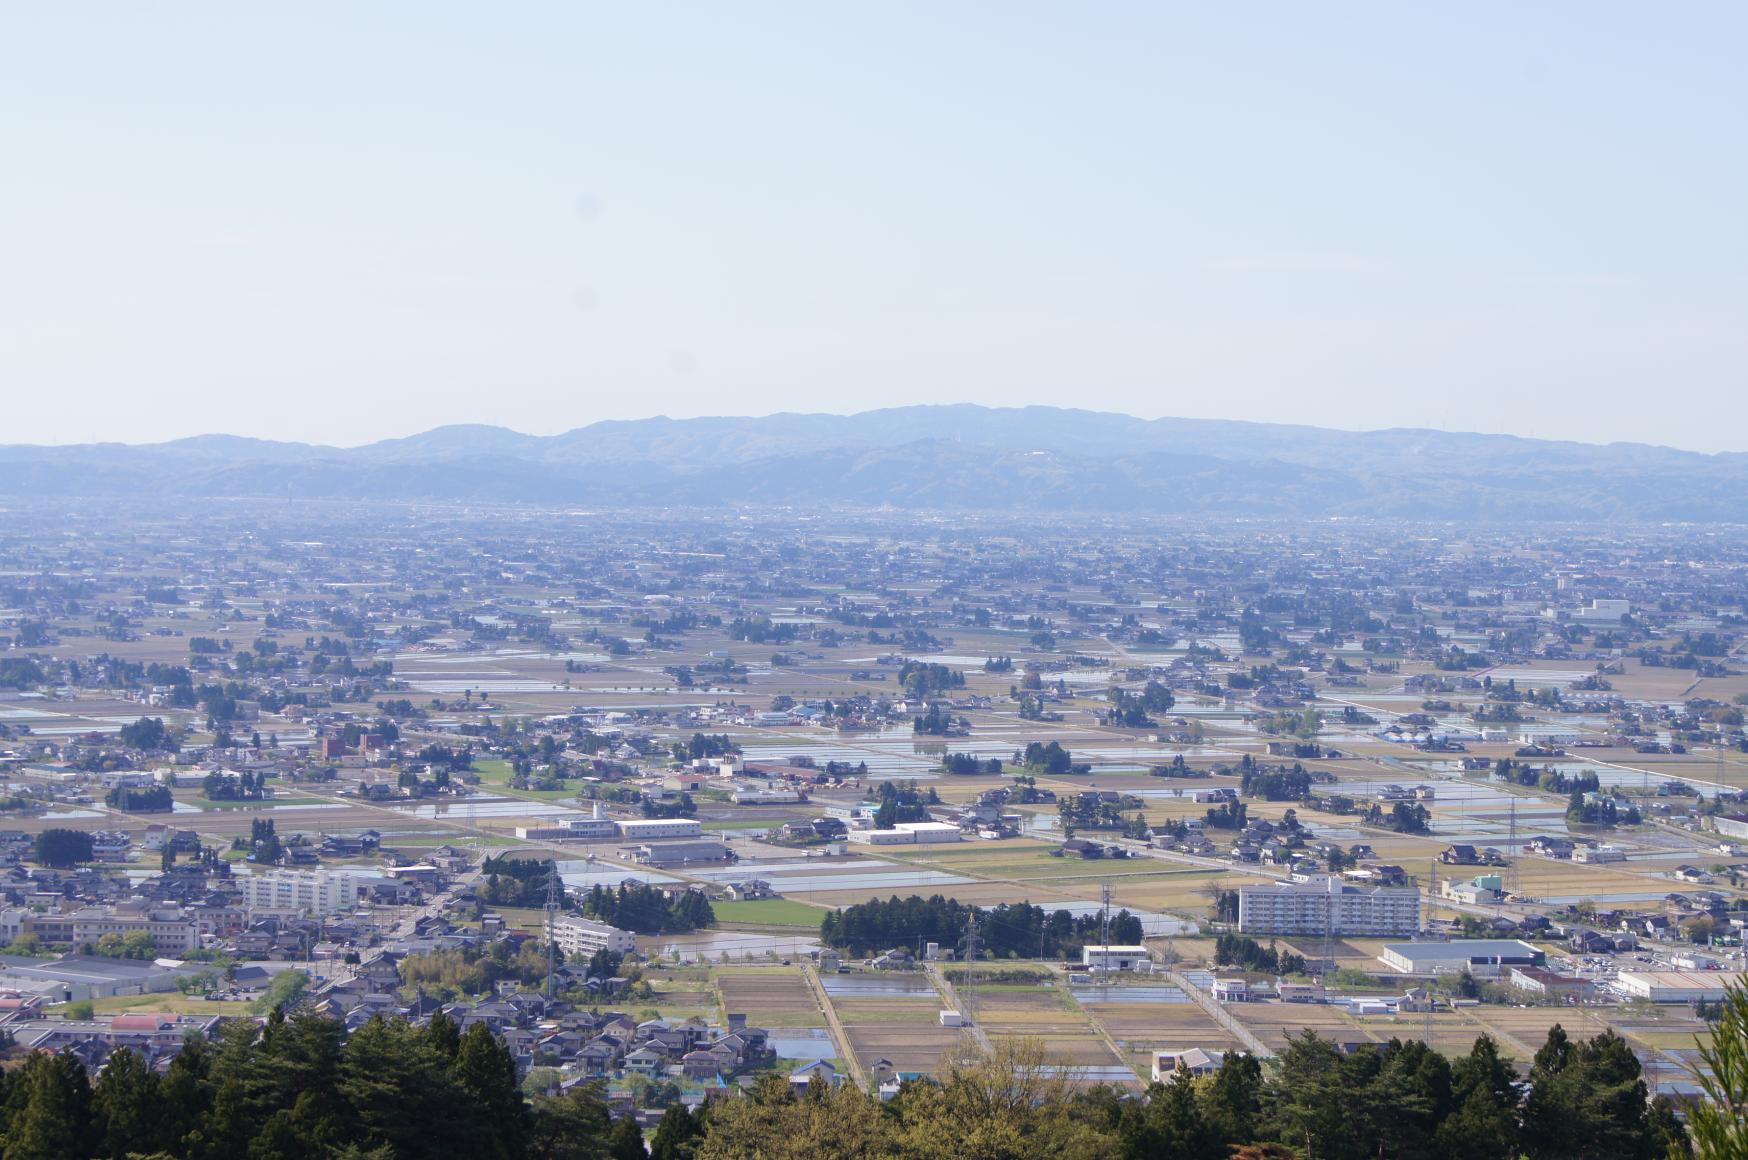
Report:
157,1035,215,1154
454,1021,532,1160
1120,1073,1222,1160
1436,1034,1519,1160
528,1083,618,1160
5,1050,94,1160
1522,1024,1671,1160
649,1103,706,1160
1199,1051,1263,1147
607,1112,649,1160
91,1047,161,1160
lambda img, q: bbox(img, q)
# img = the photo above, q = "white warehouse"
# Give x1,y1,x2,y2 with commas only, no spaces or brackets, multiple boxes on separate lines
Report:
617,819,703,841
847,822,962,846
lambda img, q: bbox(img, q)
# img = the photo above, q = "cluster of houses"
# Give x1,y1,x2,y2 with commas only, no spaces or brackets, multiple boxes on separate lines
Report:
309,950,816,1097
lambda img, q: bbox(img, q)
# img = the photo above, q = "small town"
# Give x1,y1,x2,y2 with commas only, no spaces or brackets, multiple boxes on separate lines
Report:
6,2,1747,1154
0,501,1740,1155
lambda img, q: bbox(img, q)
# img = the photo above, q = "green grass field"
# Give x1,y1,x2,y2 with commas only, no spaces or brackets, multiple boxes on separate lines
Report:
53,993,256,1017
472,760,587,801
711,899,829,928
183,795,331,810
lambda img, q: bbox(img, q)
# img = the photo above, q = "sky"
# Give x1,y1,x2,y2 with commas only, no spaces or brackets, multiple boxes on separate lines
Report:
2,4,1745,451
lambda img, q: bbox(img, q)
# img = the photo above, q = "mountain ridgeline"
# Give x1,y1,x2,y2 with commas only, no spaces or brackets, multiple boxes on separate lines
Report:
5,405,1746,520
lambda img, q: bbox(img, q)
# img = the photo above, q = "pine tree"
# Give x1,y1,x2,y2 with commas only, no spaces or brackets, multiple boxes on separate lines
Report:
92,1047,161,1160
649,1103,705,1160
453,1021,531,1160
607,1113,650,1160
5,1050,94,1160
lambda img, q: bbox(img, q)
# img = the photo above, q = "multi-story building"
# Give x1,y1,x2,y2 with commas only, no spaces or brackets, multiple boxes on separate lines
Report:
1238,874,1420,938
514,819,619,840
546,915,637,959
238,868,362,915
19,907,201,954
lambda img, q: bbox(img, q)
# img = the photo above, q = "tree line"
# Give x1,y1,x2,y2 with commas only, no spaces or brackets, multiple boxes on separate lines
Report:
819,895,1143,958
0,1008,647,1160
579,882,715,935
0,981,1732,1159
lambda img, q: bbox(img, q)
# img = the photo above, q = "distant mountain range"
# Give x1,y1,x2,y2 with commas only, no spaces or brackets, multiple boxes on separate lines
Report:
3,405,1745,520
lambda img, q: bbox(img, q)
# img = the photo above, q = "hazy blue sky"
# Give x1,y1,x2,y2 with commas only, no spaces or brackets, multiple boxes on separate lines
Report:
3,4,1744,450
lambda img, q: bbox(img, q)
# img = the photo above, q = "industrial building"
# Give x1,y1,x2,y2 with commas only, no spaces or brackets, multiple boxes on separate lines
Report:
0,954,188,1002
1082,945,1152,972
1615,970,1730,1003
1378,939,1545,976
515,818,619,841
1238,874,1420,937
848,822,964,846
628,839,733,867
617,819,703,842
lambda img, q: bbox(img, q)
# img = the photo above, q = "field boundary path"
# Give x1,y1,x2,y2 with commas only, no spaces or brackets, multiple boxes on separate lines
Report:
1161,968,1273,1058
925,963,992,1055
803,962,867,1090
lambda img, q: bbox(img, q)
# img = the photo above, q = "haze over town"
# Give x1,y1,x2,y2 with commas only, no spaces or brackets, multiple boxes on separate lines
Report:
6,3,1748,1159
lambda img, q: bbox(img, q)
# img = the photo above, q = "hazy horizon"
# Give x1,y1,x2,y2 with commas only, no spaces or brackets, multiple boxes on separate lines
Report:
4,403,1744,459
4,4,1745,450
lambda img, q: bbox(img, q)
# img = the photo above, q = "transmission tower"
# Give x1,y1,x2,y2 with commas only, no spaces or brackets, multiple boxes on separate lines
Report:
1099,882,1113,985
1507,796,1519,897
962,912,979,1026
543,860,563,999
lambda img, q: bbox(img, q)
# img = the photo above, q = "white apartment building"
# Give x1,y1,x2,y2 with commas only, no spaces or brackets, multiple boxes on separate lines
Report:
1238,874,1420,938
546,915,637,959
239,869,363,915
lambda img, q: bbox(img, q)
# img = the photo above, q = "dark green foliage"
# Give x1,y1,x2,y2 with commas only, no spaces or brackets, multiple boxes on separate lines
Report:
107,783,174,811
31,828,93,868
1214,934,1306,976
1240,762,1313,801
118,716,174,750
0,1013,1690,1160
648,1103,706,1160
1018,740,1083,774
580,881,713,934
91,1047,160,1160
0,658,45,690
1520,1025,1665,1160
897,661,963,697
5,1050,94,1160
820,895,1141,957
479,857,560,908
872,781,938,828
